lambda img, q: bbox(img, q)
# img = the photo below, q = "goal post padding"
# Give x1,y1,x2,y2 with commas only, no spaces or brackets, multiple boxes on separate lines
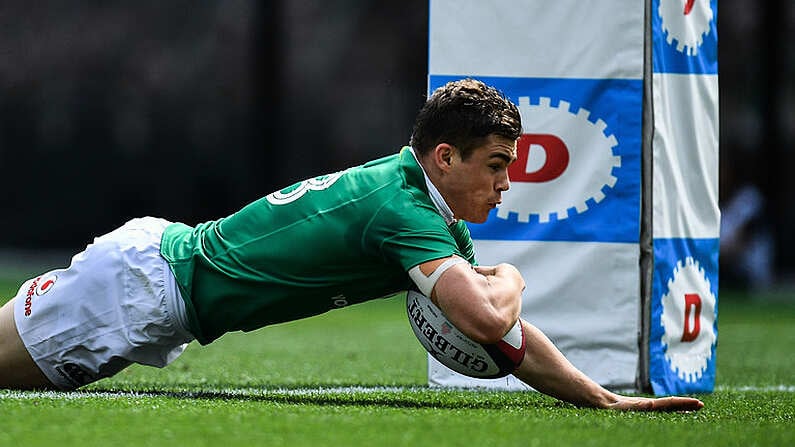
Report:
426,0,719,395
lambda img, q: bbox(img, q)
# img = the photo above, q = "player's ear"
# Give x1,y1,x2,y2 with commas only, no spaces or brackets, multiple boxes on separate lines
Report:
433,143,455,173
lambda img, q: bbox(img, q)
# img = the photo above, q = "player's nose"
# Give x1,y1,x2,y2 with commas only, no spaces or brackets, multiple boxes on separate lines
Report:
497,172,510,192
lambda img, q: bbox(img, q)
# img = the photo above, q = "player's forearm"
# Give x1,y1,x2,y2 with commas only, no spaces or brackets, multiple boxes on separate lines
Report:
512,320,617,408
473,263,524,322
432,262,524,344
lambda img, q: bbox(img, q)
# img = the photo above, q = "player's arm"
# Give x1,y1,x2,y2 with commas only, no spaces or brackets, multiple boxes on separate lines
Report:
410,256,524,344
410,257,703,412
513,319,704,411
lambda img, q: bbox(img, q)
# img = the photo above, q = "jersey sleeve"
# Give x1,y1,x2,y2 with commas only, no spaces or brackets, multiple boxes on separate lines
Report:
364,199,472,273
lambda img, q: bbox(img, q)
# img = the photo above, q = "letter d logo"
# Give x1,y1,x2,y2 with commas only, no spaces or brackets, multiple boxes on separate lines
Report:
509,134,569,183
680,293,702,342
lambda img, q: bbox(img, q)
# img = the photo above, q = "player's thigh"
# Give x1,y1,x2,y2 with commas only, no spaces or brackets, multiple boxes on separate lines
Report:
0,297,54,390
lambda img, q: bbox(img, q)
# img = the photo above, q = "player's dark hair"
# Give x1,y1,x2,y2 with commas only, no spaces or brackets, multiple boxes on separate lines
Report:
410,78,522,160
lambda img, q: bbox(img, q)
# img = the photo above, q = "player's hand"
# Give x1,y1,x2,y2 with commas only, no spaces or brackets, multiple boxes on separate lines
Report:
606,395,704,412
473,265,497,276
473,264,526,291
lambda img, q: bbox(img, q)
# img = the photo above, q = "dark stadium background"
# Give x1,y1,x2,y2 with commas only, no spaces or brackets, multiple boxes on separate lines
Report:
0,1,792,289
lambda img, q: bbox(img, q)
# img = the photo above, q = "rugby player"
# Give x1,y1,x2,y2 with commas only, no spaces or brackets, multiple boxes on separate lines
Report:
0,79,703,411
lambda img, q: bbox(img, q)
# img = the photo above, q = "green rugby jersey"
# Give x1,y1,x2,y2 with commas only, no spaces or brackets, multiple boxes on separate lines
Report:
160,147,475,344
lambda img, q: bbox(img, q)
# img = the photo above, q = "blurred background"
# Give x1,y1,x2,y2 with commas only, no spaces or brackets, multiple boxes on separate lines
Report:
0,1,792,292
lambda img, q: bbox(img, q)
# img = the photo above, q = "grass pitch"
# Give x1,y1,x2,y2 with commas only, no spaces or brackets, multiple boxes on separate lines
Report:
0,278,793,446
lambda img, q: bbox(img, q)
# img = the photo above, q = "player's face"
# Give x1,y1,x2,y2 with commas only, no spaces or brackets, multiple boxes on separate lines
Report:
443,135,517,223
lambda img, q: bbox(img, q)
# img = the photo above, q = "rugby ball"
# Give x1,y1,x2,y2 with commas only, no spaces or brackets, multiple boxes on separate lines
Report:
406,289,526,379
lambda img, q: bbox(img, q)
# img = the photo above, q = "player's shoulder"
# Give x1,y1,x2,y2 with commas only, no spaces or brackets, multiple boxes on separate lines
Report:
346,149,427,203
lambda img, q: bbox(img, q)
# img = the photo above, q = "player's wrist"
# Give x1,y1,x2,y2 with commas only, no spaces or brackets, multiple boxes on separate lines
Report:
586,388,622,409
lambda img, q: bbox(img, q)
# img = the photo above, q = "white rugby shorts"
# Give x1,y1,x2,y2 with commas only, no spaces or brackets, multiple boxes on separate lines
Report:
12,217,194,390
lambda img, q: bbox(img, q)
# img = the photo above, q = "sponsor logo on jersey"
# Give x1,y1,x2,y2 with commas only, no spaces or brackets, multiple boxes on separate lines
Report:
23,274,57,317
331,294,348,308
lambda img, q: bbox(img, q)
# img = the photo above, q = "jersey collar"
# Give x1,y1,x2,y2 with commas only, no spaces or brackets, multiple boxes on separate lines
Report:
408,147,457,225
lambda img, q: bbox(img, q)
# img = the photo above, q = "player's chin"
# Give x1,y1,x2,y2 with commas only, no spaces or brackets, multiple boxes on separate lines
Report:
461,208,491,224
476,207,497,223
467,213,489,224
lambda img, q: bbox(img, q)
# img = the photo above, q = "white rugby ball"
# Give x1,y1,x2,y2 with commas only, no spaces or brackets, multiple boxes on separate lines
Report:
406,289,526,379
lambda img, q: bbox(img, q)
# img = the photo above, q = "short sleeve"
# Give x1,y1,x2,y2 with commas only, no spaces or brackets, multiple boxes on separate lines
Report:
365,200,467,272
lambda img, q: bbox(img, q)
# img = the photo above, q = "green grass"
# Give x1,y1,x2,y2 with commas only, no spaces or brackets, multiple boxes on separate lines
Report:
1,278,793,446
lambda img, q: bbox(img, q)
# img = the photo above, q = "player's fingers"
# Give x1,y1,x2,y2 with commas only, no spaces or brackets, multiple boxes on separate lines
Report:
630,399,654,411
607,398,653,411
609,396,704,412
650,396,705,412
473,265,496,275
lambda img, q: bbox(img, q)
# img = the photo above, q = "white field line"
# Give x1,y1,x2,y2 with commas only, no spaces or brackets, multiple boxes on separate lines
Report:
1,384,793,400
714,384,795,393
0,386,416,400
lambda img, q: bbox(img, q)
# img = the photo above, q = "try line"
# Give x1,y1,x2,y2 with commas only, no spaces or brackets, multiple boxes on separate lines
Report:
1,384,794,400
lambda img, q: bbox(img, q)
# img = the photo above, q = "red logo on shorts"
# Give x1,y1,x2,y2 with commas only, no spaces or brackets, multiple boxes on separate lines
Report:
24,274,57,317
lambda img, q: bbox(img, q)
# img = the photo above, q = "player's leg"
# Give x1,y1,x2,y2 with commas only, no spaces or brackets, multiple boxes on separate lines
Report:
0,297,55,390
0,218,192,391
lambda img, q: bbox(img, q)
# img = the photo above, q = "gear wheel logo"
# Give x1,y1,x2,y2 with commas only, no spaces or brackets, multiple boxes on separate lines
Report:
497,96,620,223
658,0,714,56
660,257,717,383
